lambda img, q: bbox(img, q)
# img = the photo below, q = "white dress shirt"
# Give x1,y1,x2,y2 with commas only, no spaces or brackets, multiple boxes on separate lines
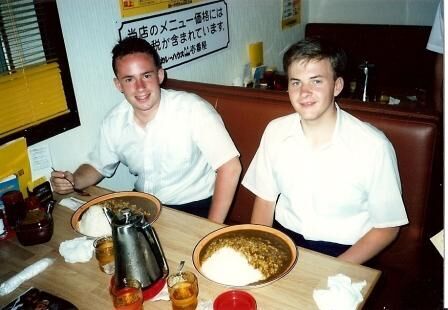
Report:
88,88,240,205
242,105,409,245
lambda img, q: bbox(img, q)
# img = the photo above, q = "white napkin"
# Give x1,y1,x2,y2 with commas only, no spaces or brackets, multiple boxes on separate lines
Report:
59,236,94,263
58,197,85,211
388,96,400,105
149,283,212,309
313,273,366,310
0,258,55,296
430,229,444,258
149,282,170,301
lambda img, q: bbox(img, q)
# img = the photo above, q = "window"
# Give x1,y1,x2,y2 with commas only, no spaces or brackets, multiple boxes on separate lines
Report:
0,0,79,146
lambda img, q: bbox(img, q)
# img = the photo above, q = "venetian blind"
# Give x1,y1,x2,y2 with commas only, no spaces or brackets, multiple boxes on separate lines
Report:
0,0,69,138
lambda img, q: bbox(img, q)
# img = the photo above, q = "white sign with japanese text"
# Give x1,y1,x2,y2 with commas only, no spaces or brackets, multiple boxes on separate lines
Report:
118,0,229,69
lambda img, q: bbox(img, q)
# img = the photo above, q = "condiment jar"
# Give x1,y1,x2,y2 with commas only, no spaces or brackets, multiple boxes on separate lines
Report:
15,196,55,246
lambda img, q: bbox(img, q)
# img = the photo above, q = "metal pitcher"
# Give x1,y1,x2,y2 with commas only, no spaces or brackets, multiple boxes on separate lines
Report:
109,208,169,289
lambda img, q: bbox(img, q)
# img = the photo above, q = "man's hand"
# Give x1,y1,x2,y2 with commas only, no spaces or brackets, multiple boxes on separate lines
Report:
50,164,104,195
50,169,76,194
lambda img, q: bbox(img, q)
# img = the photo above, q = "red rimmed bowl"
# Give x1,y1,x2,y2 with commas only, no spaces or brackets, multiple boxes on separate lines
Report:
70,191,161,238
214,290,257,310
192,224,298,288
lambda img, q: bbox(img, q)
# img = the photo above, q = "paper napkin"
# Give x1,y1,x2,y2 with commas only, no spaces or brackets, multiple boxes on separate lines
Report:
313,273,366,310
430,229,444,258
59,236,94,263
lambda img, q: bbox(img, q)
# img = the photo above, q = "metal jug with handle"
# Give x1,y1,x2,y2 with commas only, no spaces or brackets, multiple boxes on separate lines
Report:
109,208,169,289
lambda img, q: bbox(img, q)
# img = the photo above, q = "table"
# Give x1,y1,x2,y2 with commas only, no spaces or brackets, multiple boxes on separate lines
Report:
0,186,381,309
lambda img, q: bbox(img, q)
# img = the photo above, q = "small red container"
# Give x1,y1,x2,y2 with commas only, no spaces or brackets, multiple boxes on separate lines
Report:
213,290,257,310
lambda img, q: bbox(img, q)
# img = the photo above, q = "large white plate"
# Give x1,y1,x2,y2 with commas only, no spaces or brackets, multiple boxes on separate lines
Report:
192,224,298,288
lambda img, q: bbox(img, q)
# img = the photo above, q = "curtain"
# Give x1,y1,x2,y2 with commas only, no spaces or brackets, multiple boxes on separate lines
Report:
0,0,69,138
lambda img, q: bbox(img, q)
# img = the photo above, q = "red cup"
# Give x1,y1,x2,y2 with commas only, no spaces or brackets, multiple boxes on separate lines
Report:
214,290,257,310
1,190,26,229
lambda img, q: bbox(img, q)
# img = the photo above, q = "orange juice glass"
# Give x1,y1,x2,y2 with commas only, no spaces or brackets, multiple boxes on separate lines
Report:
93,236,115,274
167,271,198,310
112,278,143,310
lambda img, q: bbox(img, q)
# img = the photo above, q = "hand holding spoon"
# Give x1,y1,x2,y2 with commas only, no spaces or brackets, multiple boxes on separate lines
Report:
51,167,90,196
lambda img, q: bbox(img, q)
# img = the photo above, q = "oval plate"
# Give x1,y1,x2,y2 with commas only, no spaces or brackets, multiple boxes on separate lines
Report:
71,191,161,237
192,224,298,288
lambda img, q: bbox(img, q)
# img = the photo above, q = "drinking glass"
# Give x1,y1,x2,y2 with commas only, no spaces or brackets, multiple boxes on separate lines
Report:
111,278,143,310
1,190,26,229
93,236,115,275
167,271,198,310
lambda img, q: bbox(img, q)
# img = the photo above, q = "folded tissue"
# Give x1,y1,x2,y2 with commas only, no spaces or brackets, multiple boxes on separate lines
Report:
59,236,94,263
313,273,366,310
0,258,55,296
149,283,212,309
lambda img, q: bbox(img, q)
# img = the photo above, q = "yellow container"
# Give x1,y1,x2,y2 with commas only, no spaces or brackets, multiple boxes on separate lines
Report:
247,42,263,68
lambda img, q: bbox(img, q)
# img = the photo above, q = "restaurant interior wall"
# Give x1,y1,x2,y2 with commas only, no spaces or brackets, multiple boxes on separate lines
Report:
40,0,438,192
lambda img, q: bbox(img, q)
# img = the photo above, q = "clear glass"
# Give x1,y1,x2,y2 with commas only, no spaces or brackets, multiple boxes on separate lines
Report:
167,271,198,310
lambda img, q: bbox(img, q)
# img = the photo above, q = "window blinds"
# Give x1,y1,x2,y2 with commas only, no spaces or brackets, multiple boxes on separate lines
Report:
0,0,69,138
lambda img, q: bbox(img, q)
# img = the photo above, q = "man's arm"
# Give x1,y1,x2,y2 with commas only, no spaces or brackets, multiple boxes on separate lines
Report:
338,226,399,264
207,156,242,223
51,163,104,194
250,196,276,226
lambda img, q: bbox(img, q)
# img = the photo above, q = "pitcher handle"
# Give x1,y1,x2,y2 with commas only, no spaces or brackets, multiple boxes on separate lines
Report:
140,223,170,278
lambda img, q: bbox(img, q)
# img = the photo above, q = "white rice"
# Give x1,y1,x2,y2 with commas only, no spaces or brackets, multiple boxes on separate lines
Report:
201,246,265,286
78,205,111,237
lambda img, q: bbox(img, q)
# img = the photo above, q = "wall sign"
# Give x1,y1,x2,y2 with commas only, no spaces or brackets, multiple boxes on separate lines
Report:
281,0,301,29
118,0,229,70
119,0,206,18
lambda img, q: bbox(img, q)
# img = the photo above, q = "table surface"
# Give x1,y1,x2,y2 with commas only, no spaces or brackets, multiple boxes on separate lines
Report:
0,187,381,309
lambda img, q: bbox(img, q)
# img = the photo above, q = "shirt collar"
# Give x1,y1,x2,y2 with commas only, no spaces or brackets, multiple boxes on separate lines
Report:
123,89,166,129
283,102,343,146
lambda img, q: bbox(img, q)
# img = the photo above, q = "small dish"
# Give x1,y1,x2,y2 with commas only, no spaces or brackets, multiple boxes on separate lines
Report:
213,290,257,310
71,191,161,238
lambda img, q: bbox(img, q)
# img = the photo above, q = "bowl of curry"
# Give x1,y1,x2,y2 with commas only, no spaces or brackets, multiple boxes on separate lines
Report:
192,224,298,288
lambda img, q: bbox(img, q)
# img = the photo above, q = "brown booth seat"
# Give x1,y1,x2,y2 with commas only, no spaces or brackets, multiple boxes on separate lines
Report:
164,78,441,308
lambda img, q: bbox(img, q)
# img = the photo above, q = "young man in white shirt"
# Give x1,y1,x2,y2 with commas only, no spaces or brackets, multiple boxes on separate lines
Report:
242,38,408,264
51,37,241,224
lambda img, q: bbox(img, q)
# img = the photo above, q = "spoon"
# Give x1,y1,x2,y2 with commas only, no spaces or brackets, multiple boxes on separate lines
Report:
51,167,90,196
102,207,114,225
176,260,185,276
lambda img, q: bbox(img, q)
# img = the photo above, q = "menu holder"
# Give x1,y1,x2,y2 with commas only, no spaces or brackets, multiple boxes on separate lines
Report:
0,137,32,199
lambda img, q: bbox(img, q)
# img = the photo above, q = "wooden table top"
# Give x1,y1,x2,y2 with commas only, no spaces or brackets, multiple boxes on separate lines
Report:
0,187,381,309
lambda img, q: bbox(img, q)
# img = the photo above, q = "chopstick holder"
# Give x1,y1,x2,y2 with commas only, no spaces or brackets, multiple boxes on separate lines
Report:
0,258,55,296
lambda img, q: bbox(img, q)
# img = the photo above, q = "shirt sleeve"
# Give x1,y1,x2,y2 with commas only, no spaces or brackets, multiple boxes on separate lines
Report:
191,99,240,170
86,119,120,178
242,123,279,202
427,1,444,54
367,139,409,227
